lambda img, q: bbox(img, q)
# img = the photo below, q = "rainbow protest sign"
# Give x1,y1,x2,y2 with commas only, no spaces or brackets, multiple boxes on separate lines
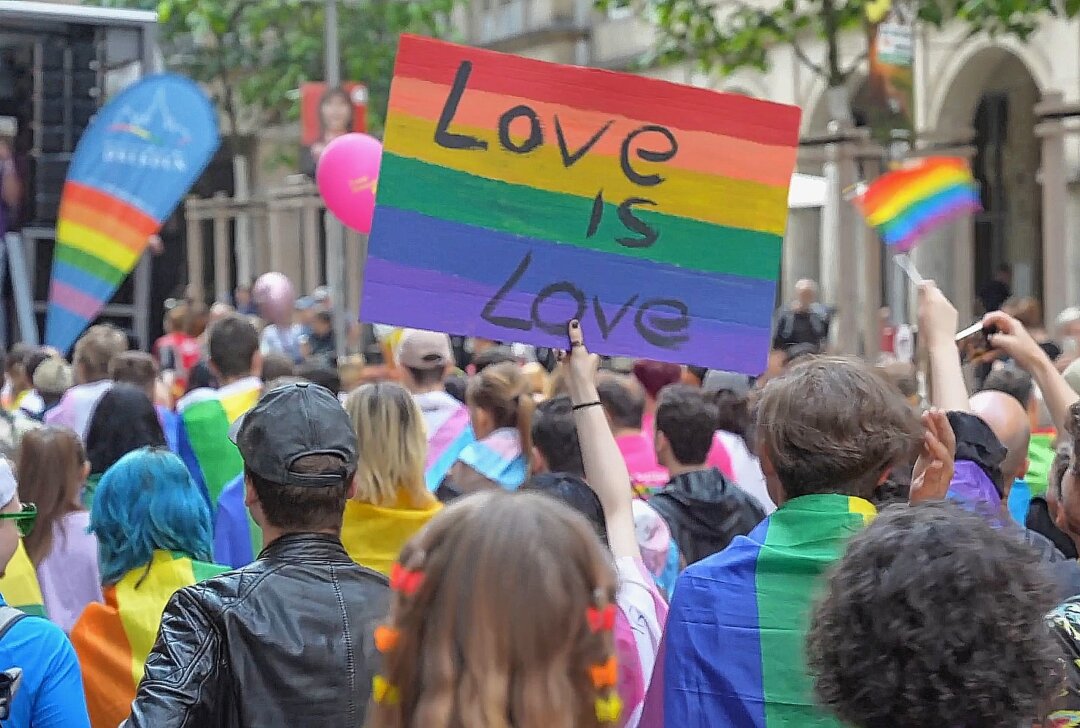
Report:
362,36,800,374
47,74,218,353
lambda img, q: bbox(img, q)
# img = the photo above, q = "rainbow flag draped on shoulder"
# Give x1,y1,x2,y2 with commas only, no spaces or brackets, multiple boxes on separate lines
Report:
643,494,875,728
70,550,228,728
177,377,261,508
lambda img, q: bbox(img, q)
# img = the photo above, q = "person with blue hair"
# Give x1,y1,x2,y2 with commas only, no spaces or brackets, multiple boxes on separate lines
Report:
69,447,227,728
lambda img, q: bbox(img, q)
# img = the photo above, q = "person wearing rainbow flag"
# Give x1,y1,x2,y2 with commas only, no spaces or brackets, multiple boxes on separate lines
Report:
176,314,262,509
70,448,226,728
642,356,955,728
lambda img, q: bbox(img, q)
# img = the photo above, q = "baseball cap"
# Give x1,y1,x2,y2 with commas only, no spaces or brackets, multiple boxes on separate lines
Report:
702,370,751,397
229,382,358,487
33,357,74,395
397,329,453,370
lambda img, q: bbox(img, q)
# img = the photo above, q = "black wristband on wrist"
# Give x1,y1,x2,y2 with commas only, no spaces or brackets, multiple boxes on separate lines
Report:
572,401,602,412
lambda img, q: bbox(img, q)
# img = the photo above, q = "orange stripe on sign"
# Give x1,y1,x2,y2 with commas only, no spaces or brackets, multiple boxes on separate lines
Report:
60,198,154,254
61,180,159,235
387,76,798,189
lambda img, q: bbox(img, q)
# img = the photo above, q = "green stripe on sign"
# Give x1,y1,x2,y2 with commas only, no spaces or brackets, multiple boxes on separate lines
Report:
54,245,126,285
377,154,783,282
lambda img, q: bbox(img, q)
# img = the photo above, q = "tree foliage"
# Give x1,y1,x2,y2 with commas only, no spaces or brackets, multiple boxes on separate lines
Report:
597,0,1079,88
89,0,458,136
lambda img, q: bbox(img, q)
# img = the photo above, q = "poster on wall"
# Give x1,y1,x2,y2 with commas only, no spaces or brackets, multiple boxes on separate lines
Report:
300,82,368,176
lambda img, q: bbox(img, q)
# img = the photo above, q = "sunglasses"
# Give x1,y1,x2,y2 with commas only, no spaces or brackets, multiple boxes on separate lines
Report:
0,503,36,538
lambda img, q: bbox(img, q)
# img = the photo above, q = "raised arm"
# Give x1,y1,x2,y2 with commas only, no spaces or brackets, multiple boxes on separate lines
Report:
918,281,970,412
564,320,639,560
984,310,1080,435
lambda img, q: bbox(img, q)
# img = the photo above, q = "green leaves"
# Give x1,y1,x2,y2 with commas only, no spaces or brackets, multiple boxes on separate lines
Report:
85,0,461,136
609,0,1075,84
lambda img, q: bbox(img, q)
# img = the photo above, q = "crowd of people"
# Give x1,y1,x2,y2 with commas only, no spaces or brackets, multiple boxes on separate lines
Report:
1,275,1080,727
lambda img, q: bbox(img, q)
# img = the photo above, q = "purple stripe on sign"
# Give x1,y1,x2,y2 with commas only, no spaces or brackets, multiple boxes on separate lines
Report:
50,279,103,319
362,257,772,374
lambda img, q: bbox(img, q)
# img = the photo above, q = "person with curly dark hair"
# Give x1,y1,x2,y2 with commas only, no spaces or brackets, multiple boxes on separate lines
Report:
808,500,1060,728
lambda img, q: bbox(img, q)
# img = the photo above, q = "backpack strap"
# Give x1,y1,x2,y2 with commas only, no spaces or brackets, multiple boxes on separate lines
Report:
0,606,26,641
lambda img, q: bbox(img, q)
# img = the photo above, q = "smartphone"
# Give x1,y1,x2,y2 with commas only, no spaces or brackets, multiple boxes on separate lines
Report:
955,322,998,363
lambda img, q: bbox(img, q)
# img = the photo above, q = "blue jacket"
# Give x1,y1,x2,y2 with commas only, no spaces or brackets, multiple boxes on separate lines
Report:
0,594,90,728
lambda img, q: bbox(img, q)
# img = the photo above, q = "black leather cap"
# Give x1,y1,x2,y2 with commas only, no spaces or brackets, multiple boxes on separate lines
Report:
229,382,358,487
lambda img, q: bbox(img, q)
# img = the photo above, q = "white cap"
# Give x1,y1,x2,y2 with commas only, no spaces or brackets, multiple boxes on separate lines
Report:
0,117,15,138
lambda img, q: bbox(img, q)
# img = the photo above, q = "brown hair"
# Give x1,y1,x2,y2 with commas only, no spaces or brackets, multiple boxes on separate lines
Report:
74,324,128,383
17,426,87,565
366,491,617,728
756,356,921,500
247,454,353,533
109,351,159,399
1012,297,1043,330
467,362,534,469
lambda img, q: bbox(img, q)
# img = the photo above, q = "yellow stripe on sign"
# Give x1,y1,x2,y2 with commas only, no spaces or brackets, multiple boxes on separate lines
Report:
57,220,140,272
848,496,877,525
115,551,196,687
385,113,791,237
866,167,973,226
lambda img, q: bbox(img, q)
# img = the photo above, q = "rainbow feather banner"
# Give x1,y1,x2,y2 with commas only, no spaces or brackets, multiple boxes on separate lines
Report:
362,36,801,374
70,550,228,728
47,74,219,353
855,156,981,252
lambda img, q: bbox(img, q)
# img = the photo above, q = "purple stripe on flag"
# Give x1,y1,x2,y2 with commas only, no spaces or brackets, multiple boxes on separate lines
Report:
50,279,103,319
362,257,772,375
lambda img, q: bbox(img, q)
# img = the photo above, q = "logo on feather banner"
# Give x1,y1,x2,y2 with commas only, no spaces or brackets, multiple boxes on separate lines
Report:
46,74,219,353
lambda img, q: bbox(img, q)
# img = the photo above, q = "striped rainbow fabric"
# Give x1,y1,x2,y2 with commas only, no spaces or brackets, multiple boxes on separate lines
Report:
70,550,228,728
177,379,261,508
855,156,981,252
643,493,875,728
419,399,474,491
362,35,800,375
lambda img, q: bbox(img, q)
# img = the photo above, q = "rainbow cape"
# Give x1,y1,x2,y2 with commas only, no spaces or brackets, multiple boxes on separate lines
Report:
855,156,981,252
46,74,218,353
643,494,875,728
0,541,46,617
70,550,228,728
177,378,261,508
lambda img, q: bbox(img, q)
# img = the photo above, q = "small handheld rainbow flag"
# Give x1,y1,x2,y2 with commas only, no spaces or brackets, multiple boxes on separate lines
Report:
855,157,981,252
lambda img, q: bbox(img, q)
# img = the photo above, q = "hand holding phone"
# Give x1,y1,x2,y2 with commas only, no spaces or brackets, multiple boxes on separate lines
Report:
955,322,998,364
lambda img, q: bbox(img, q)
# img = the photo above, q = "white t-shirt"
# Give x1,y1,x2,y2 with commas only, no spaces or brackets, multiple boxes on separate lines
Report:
715,430,775,514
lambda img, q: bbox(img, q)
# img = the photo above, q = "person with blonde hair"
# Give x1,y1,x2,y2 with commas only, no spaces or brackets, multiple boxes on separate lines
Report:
342,382,441,575
440,362,534,498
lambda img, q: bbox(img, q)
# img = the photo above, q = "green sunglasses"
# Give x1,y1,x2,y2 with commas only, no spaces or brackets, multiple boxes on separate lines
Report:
0,503,36,538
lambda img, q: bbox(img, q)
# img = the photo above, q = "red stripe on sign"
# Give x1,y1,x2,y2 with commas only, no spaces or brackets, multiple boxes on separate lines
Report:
392,34,801,148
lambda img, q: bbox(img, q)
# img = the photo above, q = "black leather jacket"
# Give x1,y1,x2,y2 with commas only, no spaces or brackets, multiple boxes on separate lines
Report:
650,467,767,567
122,534,391,728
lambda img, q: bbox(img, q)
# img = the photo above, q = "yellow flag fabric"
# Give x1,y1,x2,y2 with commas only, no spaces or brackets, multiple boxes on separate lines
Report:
341,497,441,576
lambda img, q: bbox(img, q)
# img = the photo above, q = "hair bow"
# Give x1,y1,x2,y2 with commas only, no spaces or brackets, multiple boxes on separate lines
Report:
372,675,400,705
589,656,618,689
586,603,616,633
374,625,400,653
595,693,622,723
390,563,425,596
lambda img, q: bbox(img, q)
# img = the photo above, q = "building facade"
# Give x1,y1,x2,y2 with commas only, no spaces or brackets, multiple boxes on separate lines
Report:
453,0,1080,355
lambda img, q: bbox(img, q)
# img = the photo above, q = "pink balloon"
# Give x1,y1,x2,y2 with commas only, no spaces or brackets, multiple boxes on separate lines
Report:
252,272,295,325
316,132,382,233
